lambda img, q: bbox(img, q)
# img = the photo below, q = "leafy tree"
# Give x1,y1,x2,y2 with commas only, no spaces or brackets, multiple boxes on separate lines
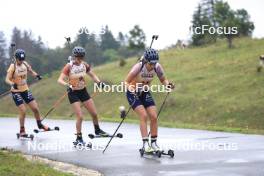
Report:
235,9,254,36
191,0,254,48
128,25,146,50
214,1,254,48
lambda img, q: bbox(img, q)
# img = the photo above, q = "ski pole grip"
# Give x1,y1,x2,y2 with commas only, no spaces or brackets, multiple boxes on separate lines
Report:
119,106,126,119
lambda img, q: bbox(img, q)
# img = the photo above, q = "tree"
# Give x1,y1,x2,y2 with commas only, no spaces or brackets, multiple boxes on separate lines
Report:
84,33,104,66
200,0,218,42
235,9,254,36
100,25,119,51
0,31,6,59
128,25,146,50
214,1,254,48
76,27,90,47
0,31,8,94
191,4,212,46
117,32,128,47
191,0,255,48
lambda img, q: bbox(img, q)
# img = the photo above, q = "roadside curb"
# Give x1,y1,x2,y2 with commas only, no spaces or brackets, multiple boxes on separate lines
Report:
23,153,103,176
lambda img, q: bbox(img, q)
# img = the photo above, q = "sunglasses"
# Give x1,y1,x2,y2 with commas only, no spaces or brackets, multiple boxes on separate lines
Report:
148,62,157,66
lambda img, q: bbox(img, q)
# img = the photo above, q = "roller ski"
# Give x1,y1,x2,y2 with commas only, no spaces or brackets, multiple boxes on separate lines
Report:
16,133,34,140
88,133,123,139
16,127,34,140
151,140,174,158
139,148,174,158
33,121,59,133
89,127,122,139
34,126,60,133
139,144,163,158
73,133,92,149
139,140,174,158
160,149,174,158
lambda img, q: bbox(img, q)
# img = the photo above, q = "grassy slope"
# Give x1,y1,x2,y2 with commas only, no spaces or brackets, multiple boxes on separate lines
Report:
0,149,72,176
1,37,264,134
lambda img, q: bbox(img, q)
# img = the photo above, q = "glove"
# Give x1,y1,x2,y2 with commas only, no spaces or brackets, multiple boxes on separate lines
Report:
67,84,73,93
167,82,175,90
36,75,42,80
97,82,106,89
12,83,18,90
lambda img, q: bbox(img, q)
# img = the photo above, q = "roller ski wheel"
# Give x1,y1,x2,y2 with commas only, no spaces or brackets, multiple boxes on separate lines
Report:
86,142,92,148
73,141,92,149
156,150,162,158
16,133,34,141
168,149,174,158
161,149,174,158
139,148,144,157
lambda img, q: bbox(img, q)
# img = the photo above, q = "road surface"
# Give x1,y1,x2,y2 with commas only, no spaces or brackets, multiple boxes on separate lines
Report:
0,118,264,176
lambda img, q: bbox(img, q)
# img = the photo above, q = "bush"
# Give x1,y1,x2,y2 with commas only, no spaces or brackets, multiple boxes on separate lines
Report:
119,58,126,67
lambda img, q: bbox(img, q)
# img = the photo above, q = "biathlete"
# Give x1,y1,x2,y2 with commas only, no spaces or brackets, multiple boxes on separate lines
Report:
5,49,50,136
57,46,108,145
125,48,174,152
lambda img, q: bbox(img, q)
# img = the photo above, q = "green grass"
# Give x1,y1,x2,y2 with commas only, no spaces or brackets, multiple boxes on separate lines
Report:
0,148,72,176
1,37,264,134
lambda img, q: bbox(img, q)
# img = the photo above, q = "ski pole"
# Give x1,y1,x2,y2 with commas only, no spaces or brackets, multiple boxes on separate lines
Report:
102,92,139,153
149,35,158,48
103,105,132,154
137,35,158,61
65,37,72,62
0,90,11,99
0,44,16,99
40,91,68,122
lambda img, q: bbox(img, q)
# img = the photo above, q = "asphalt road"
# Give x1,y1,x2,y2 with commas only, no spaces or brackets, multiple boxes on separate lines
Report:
0,117,264,176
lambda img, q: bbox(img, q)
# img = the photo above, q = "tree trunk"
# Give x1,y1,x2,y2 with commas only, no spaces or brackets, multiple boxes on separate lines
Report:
227,36,233,48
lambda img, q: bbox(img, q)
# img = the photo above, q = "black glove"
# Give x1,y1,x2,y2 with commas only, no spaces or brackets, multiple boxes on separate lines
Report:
12,83,18,90
97,82,106,89
36,75,42,80
67,84,73,93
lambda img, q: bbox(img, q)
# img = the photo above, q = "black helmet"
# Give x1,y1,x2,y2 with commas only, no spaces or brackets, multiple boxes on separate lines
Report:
15,49,26,61
72,46,85,57
144,48,159,64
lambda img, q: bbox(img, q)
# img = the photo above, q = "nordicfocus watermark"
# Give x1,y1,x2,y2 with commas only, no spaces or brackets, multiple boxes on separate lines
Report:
26,140,238,152
190,25,238,35
160,141,238,151
94,82,173,93
27,141,104,151
77,27,106,35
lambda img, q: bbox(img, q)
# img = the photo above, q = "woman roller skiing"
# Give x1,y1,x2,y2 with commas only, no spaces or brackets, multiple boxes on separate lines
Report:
5,49,51,137
58,46,108,146
125,48,174,153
